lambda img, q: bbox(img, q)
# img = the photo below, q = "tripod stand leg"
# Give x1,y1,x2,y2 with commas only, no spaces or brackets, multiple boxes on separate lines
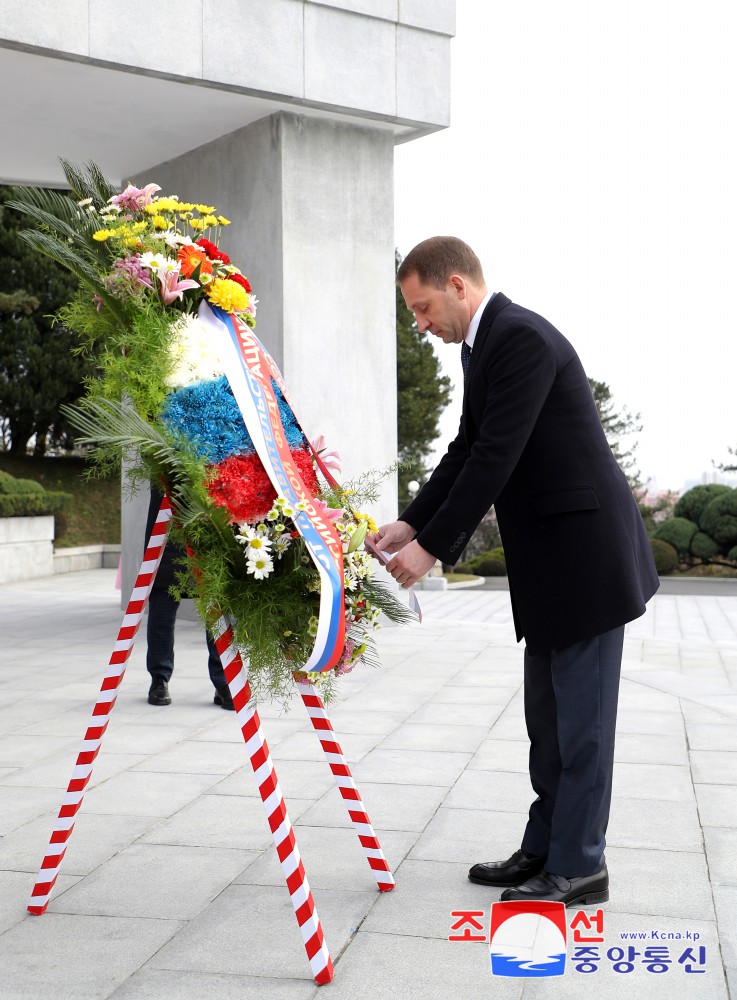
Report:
27,496,172,914
294,676,395,892
213,618,334,985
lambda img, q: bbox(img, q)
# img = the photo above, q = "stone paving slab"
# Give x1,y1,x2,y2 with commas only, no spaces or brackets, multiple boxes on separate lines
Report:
0,569,735,998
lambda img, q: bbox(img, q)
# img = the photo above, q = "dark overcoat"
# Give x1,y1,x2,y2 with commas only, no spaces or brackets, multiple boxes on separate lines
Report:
401,293,659,653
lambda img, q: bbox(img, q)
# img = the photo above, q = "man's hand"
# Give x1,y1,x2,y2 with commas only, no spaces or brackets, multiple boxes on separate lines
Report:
368,520,416,556
386,540,437,589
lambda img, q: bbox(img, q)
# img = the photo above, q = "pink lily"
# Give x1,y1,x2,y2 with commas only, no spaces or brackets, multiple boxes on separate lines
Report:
158,267,198,305
312,497,346,524
109,182,161,212
311,434,342,476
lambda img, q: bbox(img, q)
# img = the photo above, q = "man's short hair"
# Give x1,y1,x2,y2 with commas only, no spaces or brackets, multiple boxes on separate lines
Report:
397,236,485,289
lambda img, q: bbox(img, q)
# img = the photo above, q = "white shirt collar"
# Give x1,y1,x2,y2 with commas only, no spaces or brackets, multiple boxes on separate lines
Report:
465,290,495,350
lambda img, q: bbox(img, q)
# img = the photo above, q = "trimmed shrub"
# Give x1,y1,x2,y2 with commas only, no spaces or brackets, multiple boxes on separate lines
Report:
690,532,723,560
469,547,507,576
728,546,737,563
0,470,72,537
674,484,733,526
650,538,678,575
698,490,737,548
653,517,698,558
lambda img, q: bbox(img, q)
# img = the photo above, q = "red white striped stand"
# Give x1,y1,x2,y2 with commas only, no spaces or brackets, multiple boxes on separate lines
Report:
212,616,334,985
294,677,395,892
27,496,172,915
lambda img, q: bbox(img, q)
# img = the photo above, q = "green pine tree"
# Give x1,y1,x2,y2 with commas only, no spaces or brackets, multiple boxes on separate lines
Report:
588,378,643,491
0,186,86,456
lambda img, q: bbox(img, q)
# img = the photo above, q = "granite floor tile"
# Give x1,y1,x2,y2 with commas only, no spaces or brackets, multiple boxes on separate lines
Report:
108,969,317,1000
327,931,524,1000
296,779,446,832
146,883,375,980
408,806,528,864
0,912,183,1000
607,797,702,852
379,721,489,754
712,885,737,967
611,763,694,802
206,758,336,801
443,768,534,814
0,750,145,789
0,871,81,935
140,792,314,850
690,750,737,784
604,845,714,920
686,723,737,751
615,709,685,736
694,783,737,826
235,825,415,892
703,827,737,886
270,730,381,763
48,843,256,919
406,701,504,727
0,785,68,836
613,733,689,765
83,770,222,817
360,858,503,938
467,738,530,773
351,748,472,786
130,740,250,776
0,811,159,876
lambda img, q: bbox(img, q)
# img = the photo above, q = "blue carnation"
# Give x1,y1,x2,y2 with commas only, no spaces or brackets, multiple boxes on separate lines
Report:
161,376,307,464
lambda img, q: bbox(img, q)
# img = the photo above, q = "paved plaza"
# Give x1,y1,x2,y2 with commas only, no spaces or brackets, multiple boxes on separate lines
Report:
0,569,735,999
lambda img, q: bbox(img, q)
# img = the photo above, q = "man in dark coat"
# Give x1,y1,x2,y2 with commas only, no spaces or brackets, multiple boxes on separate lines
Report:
372,237,658,906
145,488,233,710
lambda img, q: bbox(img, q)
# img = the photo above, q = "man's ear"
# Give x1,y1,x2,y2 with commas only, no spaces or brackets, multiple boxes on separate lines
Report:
448,274,466,297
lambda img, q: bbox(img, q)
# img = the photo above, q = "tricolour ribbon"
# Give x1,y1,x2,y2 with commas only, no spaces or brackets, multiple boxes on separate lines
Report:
199,301,345,672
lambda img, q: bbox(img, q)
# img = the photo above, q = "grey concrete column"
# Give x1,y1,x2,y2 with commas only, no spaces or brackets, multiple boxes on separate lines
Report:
122,112,397,604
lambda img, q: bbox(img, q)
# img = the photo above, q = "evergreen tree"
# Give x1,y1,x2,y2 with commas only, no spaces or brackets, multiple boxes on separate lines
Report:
588,378,643,490
396,253,452,510
0,186,84,456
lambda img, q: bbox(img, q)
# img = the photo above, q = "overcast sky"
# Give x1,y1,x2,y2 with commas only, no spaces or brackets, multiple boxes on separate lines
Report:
394,0,736,493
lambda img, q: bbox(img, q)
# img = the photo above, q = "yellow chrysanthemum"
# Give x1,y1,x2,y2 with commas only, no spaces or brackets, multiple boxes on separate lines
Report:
195,204,216,214
205,277,249,313
152,215,168,229
189,218,206,231
178,202,195,212
92,229,112,241
203,215,218,228
218,216,231,226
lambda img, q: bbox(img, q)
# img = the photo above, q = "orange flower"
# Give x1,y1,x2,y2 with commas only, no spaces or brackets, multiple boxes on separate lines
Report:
177,245,213,279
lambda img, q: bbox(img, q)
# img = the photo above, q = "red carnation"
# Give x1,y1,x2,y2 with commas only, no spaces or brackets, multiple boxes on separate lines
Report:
207,449,319,524
227,272,252,294
195,237,230,265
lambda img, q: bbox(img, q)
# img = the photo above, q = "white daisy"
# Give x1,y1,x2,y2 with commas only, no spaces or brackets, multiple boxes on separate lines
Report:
247,554,274,580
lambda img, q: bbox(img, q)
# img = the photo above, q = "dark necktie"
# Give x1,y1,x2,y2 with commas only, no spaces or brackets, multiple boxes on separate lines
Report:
461,340,472,383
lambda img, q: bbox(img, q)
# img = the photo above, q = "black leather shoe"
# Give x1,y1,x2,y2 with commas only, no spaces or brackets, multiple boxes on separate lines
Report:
500,867,609,907
468,849,545,887
148,677,171,706
214,686,235,710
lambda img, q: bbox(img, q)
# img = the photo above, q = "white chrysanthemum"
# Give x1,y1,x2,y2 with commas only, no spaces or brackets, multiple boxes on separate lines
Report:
140,251,168,271
163,231,194,249
165,313,225,389
247,554,274,580
274,534,292,557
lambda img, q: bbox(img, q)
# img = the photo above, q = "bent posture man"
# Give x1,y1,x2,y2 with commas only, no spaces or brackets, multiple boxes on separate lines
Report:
372,237,658,906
